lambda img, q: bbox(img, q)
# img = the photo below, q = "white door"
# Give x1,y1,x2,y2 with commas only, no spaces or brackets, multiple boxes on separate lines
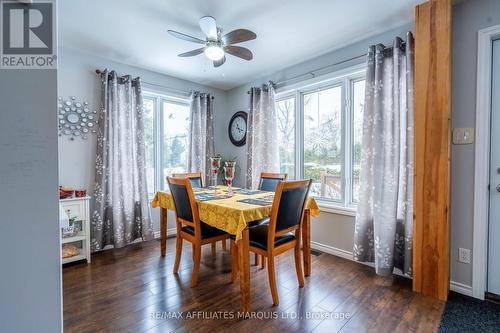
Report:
488,38,500,296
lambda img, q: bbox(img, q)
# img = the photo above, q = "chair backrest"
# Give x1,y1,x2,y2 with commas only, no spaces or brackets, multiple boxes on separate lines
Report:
258,172,288,192
167,177,201,236
267,179,312,246
171,172,203,188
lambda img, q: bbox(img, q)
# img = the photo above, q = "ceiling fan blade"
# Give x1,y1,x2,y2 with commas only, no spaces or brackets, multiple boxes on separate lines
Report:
199,16,218,40
178,47,206,57
224,45,253,61
222,29,257,45
213,56,226,68
167,30,205,44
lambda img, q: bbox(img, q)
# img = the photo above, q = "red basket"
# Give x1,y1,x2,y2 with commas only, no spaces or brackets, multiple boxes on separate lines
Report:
75,190,87,198
59,187,74,199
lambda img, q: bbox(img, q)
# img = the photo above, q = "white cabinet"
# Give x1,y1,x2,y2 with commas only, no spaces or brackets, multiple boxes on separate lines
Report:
60,196,91,264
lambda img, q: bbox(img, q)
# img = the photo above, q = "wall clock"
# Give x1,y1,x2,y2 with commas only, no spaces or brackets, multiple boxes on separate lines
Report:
228,111,247,146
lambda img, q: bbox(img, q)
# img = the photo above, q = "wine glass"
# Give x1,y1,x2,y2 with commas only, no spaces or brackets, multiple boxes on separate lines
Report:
224,161,236,195
209,156,221,194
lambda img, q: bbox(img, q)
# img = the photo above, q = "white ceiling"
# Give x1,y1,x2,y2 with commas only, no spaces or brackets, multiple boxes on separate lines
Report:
60,0,422,90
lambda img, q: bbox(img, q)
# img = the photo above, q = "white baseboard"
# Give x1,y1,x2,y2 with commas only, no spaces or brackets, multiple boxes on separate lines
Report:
450,281,473,297
310,241,353,260
153,228,176,239
310,241,407,278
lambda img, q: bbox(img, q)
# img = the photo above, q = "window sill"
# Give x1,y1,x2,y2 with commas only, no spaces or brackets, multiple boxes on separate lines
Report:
315,201,357,217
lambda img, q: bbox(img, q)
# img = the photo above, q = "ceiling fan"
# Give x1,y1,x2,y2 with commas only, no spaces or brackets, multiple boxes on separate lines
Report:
168,16,256,67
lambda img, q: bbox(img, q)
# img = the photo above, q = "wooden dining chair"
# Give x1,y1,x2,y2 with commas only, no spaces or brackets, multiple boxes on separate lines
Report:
231,179,312,306
170,172,227,252
252,172,289,267
171,172,203,188
258,172,288,192
167,176,229,287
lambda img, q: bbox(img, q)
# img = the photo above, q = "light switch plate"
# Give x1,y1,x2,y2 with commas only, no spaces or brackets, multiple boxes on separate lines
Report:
453,128,475,145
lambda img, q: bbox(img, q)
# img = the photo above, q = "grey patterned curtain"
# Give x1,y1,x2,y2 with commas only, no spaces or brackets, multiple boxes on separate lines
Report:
353,32,414,276
91,70,153,252
188,92,215,184
246,82,280,189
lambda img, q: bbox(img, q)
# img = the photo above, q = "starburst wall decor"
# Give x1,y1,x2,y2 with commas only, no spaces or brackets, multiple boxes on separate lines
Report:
58,96,98,140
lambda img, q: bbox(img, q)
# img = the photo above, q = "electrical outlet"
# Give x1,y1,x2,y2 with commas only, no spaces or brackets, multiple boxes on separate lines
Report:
458,248,471,264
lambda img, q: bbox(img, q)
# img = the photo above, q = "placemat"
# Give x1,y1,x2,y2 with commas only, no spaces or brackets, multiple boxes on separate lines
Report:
234,189,266,195
195,193,232,201
237,198,273,206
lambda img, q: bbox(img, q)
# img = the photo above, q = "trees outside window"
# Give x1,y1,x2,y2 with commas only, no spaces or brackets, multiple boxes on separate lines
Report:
143,92,190,194
275,67,365,206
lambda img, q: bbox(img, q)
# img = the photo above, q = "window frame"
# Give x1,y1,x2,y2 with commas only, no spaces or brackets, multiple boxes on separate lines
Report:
275,94,297,179
349,77,366,205
143,90,190,196
275,63,366,211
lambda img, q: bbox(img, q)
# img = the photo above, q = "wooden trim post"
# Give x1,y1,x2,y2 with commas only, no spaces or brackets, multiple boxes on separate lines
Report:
413,0,451,301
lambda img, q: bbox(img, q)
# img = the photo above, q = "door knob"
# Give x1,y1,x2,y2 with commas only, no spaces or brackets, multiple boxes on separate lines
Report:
497,184,500,193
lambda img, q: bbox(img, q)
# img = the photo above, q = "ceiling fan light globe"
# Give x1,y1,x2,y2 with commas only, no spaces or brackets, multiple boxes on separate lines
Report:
205,45,225,61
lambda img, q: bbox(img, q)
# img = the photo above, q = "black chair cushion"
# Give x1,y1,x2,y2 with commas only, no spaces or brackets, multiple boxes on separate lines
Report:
169,183,193,222
188,177,202,188
181,222,226,239
275,186,309,231
248,224,295,250
247,217,270,227
259,177,284,192
228,218,269,240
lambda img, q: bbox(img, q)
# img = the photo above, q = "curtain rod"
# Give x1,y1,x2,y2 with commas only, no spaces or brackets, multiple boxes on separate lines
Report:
246,41,407,94
94,69,214,99
246,53,365,94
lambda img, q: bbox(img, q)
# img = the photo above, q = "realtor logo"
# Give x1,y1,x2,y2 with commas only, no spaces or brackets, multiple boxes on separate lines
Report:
1,0,57,69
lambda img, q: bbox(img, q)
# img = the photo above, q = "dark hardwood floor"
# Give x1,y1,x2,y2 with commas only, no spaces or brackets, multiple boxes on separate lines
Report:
63,239,444,333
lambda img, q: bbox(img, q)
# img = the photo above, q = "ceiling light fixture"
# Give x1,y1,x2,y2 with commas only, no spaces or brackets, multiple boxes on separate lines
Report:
168,16,256,67
204,42,225,61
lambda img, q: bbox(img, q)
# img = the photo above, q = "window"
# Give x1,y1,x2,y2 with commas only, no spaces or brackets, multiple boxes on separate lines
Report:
303,85,343,201
143,92,190,195
275,66,366,207
143,98,156,195
162,100,190,182
352,79,365,203
276,97,295,179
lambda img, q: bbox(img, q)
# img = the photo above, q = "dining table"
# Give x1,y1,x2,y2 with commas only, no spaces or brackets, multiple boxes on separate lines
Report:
151,186,320,312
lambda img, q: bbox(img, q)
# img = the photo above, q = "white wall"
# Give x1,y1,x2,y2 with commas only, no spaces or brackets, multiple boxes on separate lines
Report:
57,47,228,235
222,24,412,256
0,70,61,330
451,0,500,289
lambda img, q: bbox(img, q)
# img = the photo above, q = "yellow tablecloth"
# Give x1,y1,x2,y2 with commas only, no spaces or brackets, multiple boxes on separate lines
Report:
151,187,320,241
